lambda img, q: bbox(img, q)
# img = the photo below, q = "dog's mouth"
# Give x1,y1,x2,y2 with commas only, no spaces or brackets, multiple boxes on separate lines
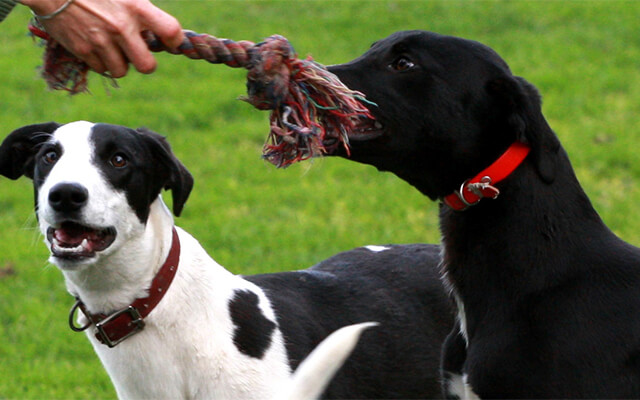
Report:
46,221,116,260
263,107,384,167
320,117,384,151
346,118,384,142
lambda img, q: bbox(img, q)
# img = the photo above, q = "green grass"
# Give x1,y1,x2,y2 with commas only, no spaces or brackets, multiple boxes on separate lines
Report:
1,0,639,398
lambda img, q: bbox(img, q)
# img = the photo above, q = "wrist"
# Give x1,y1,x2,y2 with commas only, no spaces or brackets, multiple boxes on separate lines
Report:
20,0,68,16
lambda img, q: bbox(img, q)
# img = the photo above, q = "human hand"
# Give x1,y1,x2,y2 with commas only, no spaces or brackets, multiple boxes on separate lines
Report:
21,0,184,78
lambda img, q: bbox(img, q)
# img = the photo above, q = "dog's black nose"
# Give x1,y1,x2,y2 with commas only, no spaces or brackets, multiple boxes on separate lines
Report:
48,183,88,213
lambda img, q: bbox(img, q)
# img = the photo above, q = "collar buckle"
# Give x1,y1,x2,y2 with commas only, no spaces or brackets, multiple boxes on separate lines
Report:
452,176,500,210
95,306,146,348
454,180,480,208
68,227,180,347
442,142,530,211
467,176,500,200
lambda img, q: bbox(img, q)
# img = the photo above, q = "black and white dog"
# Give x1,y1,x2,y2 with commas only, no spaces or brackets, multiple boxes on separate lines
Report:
321,31,640,398
0,121,454,399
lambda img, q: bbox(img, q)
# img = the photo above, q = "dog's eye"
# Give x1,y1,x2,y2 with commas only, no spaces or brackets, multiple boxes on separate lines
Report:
390,57,415,71
110,153,128,168
43,151,58,165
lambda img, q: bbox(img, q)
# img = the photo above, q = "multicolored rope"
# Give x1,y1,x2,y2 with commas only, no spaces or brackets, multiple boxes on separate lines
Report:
28,23,376,167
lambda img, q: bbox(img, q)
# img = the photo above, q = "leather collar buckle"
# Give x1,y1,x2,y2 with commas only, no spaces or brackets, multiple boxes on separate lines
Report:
95,306,146,348
67,227,180,347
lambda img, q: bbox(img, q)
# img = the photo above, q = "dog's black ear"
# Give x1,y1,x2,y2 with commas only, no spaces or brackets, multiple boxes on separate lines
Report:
486,76,560,183
136,128,194,217
0,122,61,180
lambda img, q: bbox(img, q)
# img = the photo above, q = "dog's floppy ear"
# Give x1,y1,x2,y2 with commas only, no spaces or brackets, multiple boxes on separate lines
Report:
136,128,194,217
486,76,560,183
0,122,61,180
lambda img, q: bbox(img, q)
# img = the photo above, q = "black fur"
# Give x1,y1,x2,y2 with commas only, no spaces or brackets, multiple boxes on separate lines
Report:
228,289,276,359
90,124,193,221
0,122,60,181
328,30,640,398
247,243,454,399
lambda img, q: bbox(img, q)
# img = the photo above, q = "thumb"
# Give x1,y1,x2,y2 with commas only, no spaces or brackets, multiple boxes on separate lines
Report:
139,4,184,50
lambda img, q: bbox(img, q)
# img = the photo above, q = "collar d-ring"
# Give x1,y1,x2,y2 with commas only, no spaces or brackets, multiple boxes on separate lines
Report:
69,298,92,332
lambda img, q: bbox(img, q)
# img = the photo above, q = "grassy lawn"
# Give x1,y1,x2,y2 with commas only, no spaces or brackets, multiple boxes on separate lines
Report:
1,0,639,398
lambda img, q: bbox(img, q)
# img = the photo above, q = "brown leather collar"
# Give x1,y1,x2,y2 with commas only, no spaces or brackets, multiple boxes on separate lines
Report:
69,227,181,347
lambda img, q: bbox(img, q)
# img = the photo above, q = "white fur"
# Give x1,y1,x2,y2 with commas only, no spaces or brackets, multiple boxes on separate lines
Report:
439,244,469,346
439,241,475,399
37,122,359,399
446,373,480,400
454,294,469,346
364,245,390,252
276,322,378,400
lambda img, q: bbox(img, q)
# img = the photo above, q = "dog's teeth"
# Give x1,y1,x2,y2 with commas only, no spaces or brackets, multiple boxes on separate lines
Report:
52,239,85,254
81,238,89,250
374,121,383,129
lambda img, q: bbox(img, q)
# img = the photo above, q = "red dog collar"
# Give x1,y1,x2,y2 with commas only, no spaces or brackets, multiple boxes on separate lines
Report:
69,227,181,347
442,142,530,211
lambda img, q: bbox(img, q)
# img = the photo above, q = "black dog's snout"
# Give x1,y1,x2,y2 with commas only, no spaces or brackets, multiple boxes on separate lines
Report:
48,183,88,213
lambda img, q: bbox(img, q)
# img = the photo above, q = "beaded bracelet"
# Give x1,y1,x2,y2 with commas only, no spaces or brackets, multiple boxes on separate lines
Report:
32,0,75,21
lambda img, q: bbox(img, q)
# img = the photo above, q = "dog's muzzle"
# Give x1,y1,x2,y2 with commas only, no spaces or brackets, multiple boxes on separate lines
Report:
47,222,116,259
44,183,117,260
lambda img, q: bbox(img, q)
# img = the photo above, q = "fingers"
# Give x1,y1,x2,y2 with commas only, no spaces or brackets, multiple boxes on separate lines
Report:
96,44,130,78
78,52,108,76
37,0,184,78
117,2,183,75
117,32,156,75
43,19,131,78
98,0,184,76
136,3,185,51
75,43,130,79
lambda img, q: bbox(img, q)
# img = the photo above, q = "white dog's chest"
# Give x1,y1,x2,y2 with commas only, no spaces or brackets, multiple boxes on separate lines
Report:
84,238,292,399
93,331,290,400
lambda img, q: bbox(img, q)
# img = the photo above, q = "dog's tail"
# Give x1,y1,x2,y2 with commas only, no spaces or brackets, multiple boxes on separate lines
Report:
275,321,379,400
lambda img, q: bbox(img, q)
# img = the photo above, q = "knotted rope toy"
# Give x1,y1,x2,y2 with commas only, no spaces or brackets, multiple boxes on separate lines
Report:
28,22,376,167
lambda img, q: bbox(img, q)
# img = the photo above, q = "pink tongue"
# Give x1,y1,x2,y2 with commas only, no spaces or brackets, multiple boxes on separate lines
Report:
54,224,91,246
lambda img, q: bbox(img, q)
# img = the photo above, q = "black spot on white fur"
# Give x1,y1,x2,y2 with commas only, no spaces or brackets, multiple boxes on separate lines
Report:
228,290,276,359
34,141,62,191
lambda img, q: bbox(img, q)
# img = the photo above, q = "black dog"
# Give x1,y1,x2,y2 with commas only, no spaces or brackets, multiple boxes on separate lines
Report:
325,30,640,398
